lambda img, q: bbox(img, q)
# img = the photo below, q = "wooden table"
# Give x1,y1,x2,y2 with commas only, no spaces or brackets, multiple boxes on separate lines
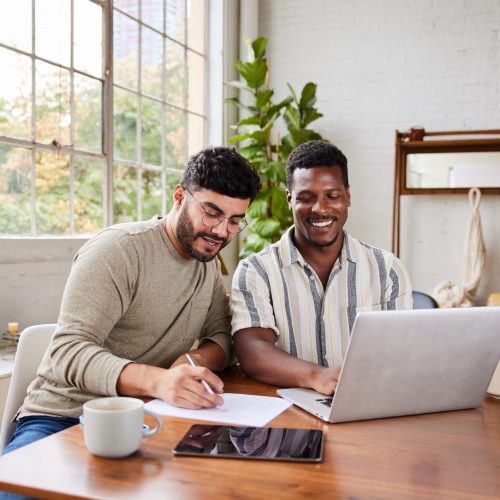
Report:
0,367,499,499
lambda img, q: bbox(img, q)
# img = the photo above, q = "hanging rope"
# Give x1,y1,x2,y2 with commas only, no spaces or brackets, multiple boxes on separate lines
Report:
431,188,486,307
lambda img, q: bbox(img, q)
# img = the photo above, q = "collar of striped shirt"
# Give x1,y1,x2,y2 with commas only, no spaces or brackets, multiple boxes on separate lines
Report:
278,227,360,268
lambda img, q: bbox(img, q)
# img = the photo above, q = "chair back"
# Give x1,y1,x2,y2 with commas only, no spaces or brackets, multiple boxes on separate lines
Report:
0,324,56,452
412,291,439,309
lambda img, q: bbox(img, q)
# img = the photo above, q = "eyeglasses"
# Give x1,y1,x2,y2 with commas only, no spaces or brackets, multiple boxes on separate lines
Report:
184,187,248,234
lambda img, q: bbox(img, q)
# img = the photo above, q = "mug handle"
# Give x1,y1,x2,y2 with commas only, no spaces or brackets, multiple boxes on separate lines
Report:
143,409,162,437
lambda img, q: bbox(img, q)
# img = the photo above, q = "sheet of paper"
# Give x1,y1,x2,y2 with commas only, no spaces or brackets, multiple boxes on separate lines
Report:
144,393,292,427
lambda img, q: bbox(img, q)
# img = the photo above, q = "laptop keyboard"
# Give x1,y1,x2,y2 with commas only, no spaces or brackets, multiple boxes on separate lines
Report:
316,397,333,407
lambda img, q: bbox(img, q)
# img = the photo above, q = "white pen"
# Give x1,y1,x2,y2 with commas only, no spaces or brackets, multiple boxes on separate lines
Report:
185,353,215,395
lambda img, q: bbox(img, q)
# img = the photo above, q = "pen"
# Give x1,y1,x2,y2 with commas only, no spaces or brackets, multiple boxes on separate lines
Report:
185,353,215,395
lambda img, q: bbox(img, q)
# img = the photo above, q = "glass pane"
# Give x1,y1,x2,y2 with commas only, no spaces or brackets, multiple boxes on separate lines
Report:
113,164,137,223
166,0,186,44
114,87,137,161
187,0,205,53
141,168,162,219
74,156,104,233
35,150,70,235
187,112,204,158
114,11,139,90
142,97,162,166
0,0,32,52
0,48,32,140
114,0,139,18
35,0,70,66
187,50,204,114
165,169,182,211
142,0,164,32
74,75,102,153
35,61,71,145
165,106,186,168
74,0,103,77
0,145,32,234
165,40,186,108
142,26,163,99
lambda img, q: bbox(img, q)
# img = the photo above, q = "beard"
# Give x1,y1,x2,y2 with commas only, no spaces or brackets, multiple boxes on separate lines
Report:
175,204,229,262
307,231,341,248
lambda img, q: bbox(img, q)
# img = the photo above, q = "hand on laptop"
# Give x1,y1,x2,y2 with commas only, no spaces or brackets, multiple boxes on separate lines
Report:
310,365,341,395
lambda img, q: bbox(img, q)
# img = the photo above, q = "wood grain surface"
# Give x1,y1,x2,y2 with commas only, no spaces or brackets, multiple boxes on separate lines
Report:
0,366,499,499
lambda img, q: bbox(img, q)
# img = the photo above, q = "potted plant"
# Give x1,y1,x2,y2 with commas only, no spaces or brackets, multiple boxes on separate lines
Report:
226,37,327,257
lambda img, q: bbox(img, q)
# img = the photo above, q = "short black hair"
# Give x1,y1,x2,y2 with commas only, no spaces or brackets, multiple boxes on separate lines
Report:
286,141,349,190
181,146,261,202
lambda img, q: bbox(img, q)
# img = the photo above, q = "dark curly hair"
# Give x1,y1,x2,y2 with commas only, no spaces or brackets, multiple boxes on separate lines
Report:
181,146,261,202
286,141,349,190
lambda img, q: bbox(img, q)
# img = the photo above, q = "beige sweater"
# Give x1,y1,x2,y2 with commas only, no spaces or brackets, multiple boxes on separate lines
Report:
19,217,231,419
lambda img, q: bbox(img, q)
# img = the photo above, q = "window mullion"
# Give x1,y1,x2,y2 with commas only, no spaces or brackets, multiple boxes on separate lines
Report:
183,0,188,164
69,0,75,234
30,0,36,235
161,0,167,215
137,3,142,221
104,2,114,227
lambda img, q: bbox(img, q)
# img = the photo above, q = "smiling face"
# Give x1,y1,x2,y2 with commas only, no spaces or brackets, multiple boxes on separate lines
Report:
287,165,350,252
171,186,250,262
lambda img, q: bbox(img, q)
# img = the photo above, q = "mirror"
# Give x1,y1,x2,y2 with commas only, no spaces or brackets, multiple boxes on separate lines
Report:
392,127,500,256
407,152,500,189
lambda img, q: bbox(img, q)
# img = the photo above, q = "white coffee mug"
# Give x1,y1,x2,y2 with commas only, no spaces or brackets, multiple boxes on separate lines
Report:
82,397,162,458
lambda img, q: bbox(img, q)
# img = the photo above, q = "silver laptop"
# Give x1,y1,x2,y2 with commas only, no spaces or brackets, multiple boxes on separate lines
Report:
277,307,500,423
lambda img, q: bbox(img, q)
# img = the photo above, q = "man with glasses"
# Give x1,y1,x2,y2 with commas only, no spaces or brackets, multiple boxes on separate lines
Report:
231,141,412,396
3,146,261,456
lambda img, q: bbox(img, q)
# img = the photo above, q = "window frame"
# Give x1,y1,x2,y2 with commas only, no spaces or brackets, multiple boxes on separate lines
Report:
0,0,214,237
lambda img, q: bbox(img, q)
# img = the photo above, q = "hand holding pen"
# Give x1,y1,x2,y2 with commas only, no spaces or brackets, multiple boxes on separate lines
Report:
185,353,215,395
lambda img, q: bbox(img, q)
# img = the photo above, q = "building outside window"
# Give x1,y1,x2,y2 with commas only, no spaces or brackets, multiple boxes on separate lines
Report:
0,0,207,236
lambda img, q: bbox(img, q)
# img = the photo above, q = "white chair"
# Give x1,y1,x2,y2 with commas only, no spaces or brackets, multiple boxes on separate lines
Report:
0,323,56,452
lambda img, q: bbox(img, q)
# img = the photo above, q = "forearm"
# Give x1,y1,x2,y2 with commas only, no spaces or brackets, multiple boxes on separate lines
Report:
234,330,324,389
116,363,167,398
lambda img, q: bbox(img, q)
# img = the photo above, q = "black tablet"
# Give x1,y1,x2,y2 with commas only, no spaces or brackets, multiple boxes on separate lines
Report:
172,424,324,462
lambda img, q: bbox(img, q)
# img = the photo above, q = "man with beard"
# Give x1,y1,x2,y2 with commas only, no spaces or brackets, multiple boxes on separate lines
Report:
3,146,261,455
231,141,412,396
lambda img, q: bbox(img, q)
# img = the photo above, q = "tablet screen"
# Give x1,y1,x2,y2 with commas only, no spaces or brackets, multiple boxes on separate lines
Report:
173,424,324,462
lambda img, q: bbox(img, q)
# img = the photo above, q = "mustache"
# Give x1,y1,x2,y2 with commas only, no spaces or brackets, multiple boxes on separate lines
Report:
196,232,227,243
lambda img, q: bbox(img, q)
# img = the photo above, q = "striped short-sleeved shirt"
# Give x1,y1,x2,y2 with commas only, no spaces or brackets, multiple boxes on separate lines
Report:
231,228,413,368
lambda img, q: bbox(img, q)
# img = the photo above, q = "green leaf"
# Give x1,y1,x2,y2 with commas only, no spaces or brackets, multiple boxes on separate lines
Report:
247,197,267,219
236,116,262,128
260,161,285,183
267,96,293,118
279,134,296,156
284,106,301,129
253,218,282,238
224,97,245,110
249,121,273,145
299,82,318,110
239,144,267,160
225,80,253,92
228,133,253,144
271,188,291,224
287,83,298,103
251,37,267,59
256,90,274,109
239,232,271,258
290,128,324,145
302,108,323,128
235,60,267,89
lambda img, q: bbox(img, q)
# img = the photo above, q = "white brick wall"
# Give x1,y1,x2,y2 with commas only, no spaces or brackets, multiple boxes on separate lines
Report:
259,0,500,303
0,239,86,332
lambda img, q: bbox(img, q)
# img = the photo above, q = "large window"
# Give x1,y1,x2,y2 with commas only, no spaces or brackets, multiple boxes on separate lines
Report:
0,0,207,235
